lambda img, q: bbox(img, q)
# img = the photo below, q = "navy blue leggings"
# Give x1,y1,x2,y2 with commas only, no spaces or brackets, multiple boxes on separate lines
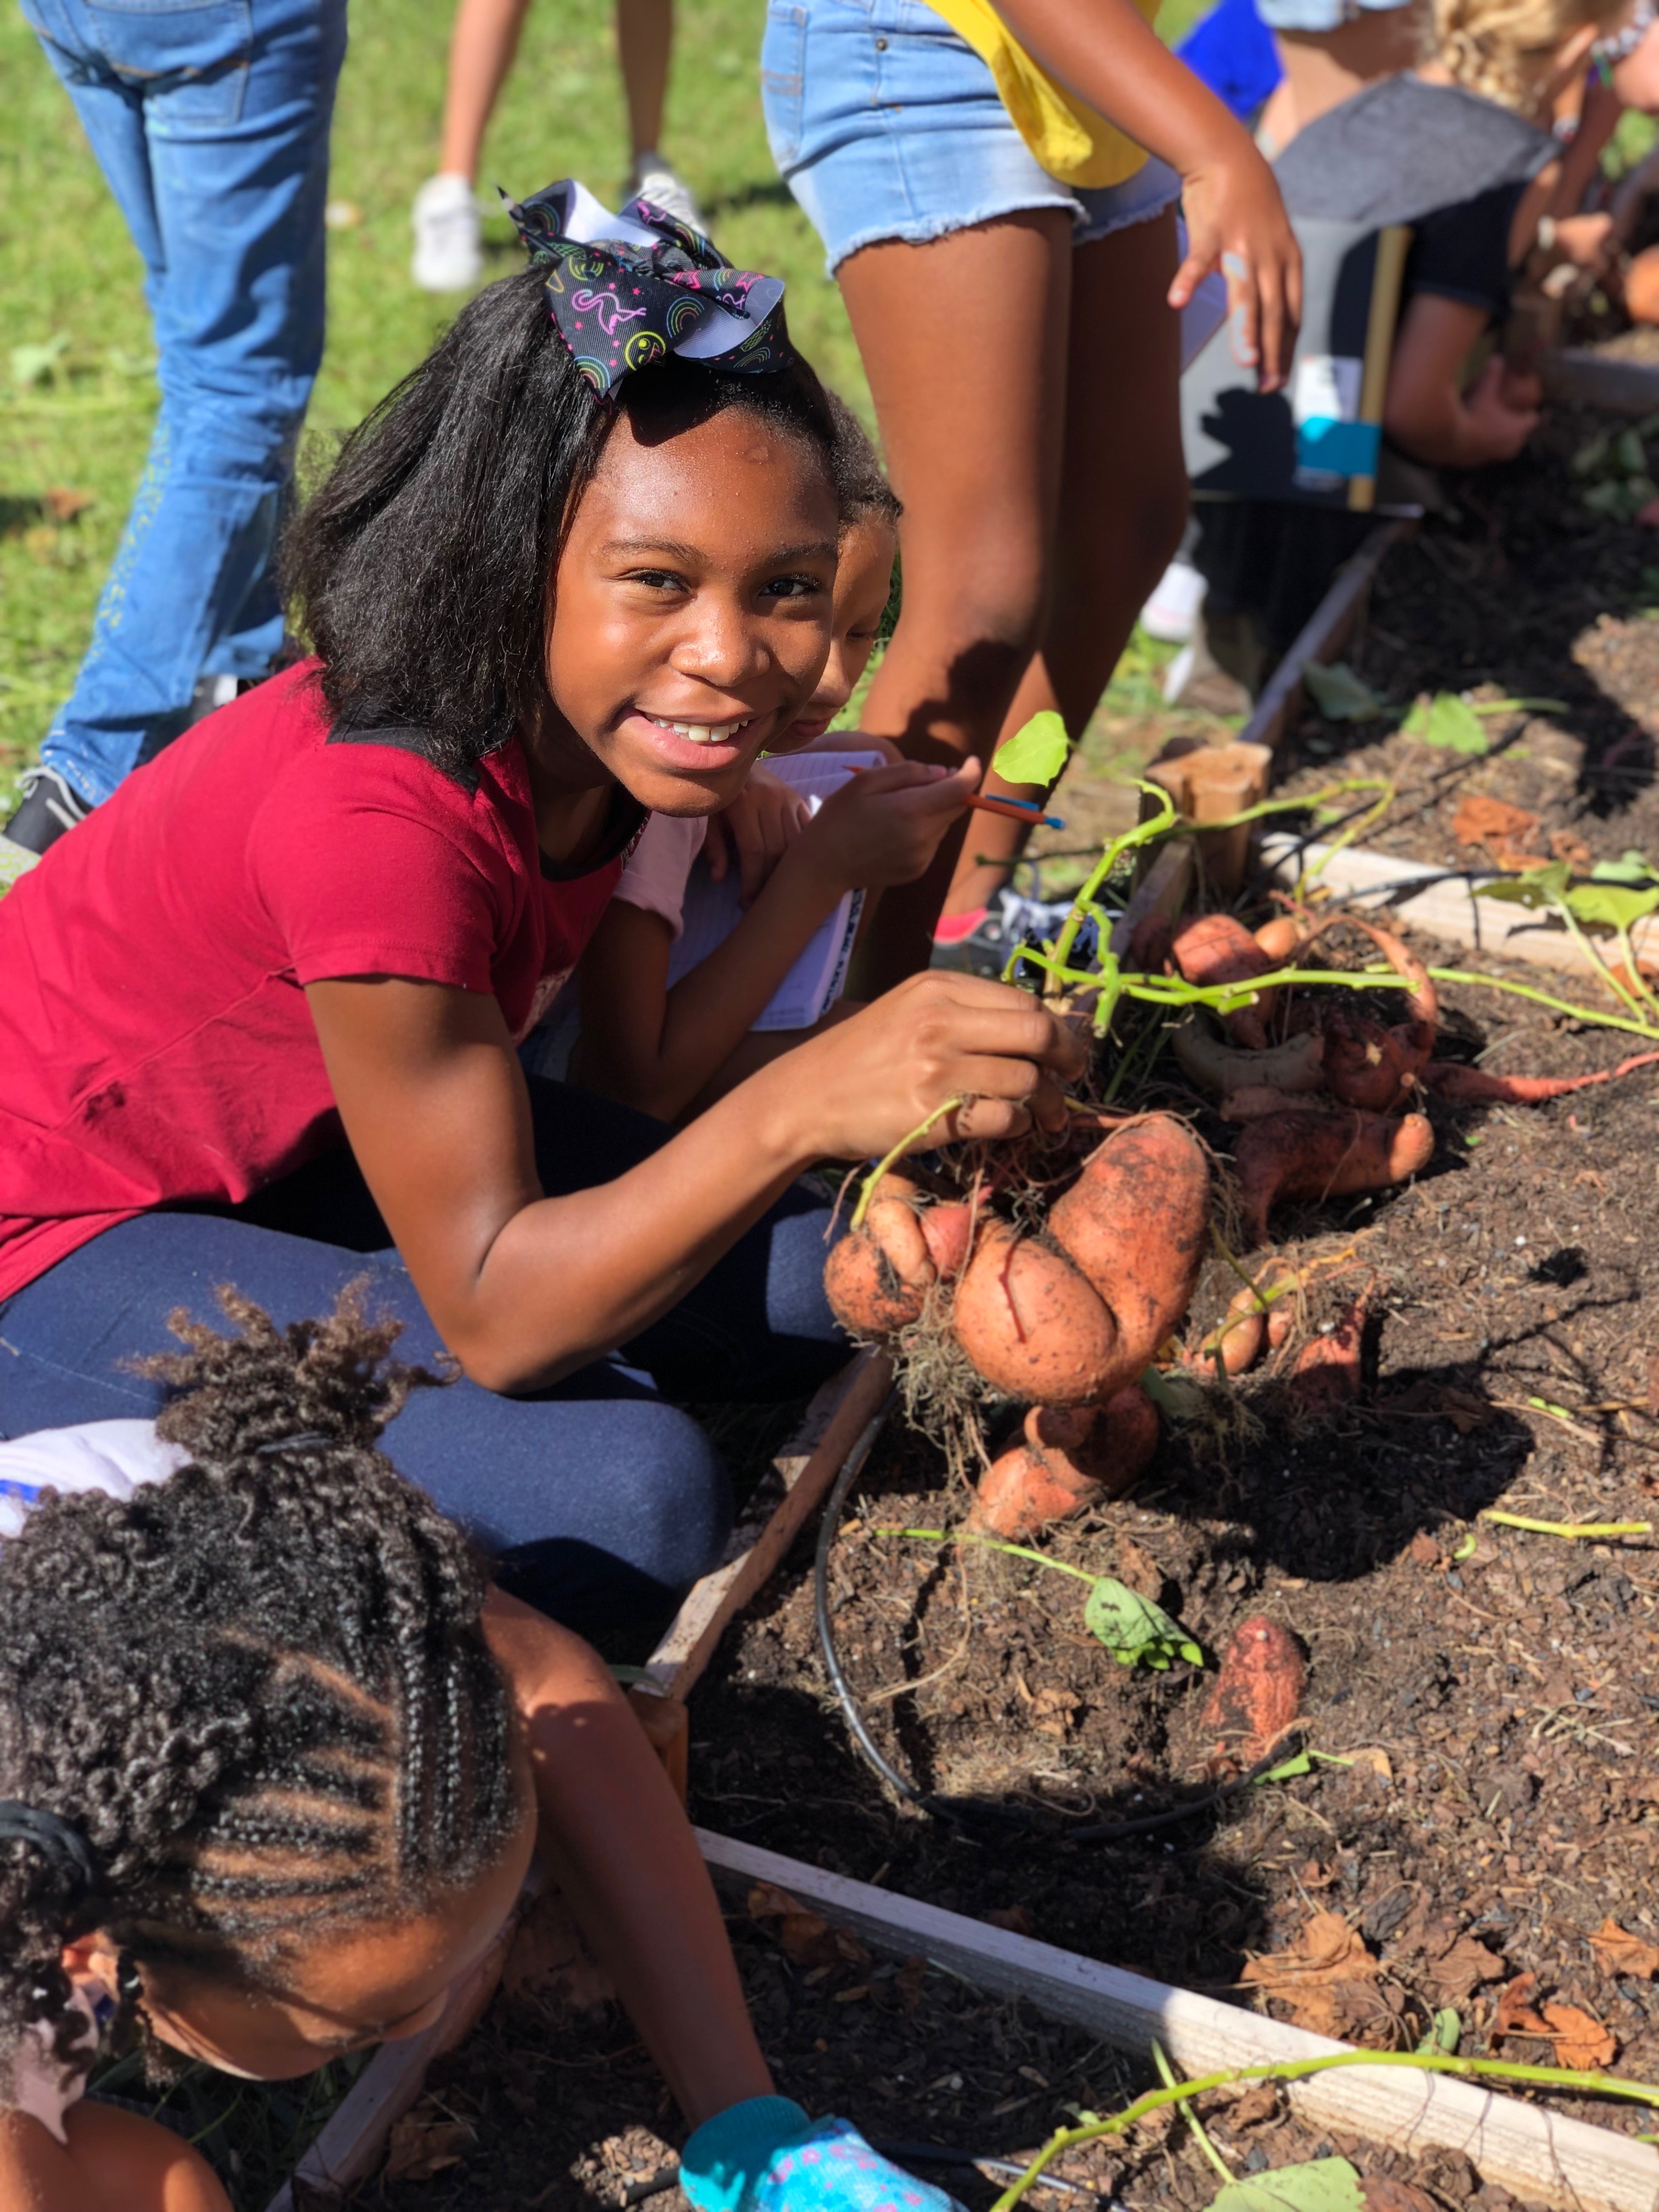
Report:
0,1079,848,1634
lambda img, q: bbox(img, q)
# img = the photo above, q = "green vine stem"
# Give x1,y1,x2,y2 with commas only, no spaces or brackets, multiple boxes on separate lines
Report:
988,2048,1659,2211
848,1098,964,1233
873,1525,1096,1584
1427,968,1659,1043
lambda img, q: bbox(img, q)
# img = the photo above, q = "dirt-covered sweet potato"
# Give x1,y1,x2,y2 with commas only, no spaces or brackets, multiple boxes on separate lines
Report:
969,1387,1159,1538
1171,1013,1325,1098
823,1174,942,1338
1234,1109,1435,1244
1046,1115,1211,1376
950,1222,1121,1404
1172,913,1278,1048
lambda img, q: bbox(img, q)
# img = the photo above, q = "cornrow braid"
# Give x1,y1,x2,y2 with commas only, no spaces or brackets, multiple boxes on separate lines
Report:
0,1285,520,2105
1427,0,1628,108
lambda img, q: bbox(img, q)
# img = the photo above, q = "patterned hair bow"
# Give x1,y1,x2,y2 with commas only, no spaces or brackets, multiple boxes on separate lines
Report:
504,178,789,399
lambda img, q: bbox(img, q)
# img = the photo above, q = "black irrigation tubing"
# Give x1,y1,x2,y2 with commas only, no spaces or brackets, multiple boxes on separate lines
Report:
874,2140,1118,2204
813,1404,1301,1844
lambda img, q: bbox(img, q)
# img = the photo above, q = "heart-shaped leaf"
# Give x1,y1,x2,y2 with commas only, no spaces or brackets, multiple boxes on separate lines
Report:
1301,661,1384,721
1083,1577,1203,1671
992,709,1069,788
1209,2156,1367,2212
1403,692,1489,754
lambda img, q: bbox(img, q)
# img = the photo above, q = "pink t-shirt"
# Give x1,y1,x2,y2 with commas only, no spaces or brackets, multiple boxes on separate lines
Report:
0,663,641,1302
614,812,708,938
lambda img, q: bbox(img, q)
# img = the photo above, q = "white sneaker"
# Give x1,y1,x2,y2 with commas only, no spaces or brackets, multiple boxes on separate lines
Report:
625,154,706,234
411,173,483,292
1140,556,1207,645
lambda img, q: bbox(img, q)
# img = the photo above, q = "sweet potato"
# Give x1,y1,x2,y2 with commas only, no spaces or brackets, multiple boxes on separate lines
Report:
1204,1616,1305,1762
1252,914,1309,963
1220,1085,1339,1122
823,1173,941,1338
1425,1049,1659,1104
1171,913,1277,1048
1322,1007,1434,1113
1048,1115,1211,1376
950,1222,1122,1404
969,1387,1159,1538
1288,1289,1371,1418
1200,1283,1268,1374
1171,1013,1325,1098
1234,1109,1435,1243
921,1200,975,1278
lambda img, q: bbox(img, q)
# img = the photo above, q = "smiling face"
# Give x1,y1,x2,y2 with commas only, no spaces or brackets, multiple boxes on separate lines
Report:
538,398,840,817
69,1757,538,2081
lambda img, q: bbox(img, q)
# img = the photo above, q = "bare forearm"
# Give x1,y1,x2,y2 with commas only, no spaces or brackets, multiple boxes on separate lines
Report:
486,1594,773,2128
995,0,1254,173
454,1060,814,1388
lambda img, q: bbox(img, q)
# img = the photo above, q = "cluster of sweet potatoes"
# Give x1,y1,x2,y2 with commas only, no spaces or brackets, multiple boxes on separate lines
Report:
1165,911,1438,1244
826,1116,1210,1540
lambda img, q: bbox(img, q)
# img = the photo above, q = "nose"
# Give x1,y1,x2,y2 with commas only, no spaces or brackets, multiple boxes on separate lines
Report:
668,589,769,692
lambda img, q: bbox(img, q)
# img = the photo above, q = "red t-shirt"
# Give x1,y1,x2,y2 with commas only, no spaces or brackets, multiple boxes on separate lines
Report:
0,662,640,1304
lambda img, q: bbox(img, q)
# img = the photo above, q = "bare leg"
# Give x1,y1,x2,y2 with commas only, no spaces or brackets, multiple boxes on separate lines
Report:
945,209,1189,916
837,210,1073,993
618,0,673,161
438,0,532,182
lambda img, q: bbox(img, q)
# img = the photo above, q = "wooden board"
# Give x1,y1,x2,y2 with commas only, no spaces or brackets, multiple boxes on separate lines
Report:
1539,347,1659,418
263,1352,890,2209
1259,832,1659,978
699,1830,1659,2212
1242,520,1417,759
1109,837,1196,961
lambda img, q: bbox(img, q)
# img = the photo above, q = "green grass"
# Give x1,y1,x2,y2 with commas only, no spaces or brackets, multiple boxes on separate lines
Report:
0,0,870,795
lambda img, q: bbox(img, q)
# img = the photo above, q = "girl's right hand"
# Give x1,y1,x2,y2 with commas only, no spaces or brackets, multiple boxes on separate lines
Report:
771,969,1087,1161
795,757,980,894
1171,140,1302,393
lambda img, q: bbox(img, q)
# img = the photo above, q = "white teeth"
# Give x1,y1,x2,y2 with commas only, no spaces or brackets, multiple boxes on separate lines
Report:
646,714,743,744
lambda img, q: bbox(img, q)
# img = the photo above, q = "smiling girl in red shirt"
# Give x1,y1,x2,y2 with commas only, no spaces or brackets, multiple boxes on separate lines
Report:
0,182,1082,1637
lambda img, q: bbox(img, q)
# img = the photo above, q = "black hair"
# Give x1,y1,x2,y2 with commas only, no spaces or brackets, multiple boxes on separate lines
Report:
823,391,901,532
284,268,845,780
0,1286,519,2103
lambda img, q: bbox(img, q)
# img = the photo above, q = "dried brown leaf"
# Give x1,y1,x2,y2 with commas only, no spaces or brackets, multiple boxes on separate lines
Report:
1426,1933,1506,2001
1590,1917,1659,1980
385,2107,473,2184
1542,2001,1617,2070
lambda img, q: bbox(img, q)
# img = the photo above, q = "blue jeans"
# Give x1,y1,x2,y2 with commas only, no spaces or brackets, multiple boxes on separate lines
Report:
19,0,347,804
0,1079,849,1635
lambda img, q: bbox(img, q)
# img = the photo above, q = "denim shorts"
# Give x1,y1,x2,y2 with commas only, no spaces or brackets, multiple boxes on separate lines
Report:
760,0,1181,272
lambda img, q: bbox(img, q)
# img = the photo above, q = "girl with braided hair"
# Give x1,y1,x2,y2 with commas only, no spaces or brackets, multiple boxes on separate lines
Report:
0,180,1084,1640
0,1289,965,2212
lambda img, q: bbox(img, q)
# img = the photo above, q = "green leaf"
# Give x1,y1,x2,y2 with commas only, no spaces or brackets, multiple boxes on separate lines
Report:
1210,2157,1367,2212
1417,2007,1462,2055
1301,661,1384,721
1255,1748,1313,1782
1082,1577,1203,1671
1619,429,1650,476
1452,1531,1478,1561
1477,861,1571,911
992,709,1070,788
1591,849,1656,883
1564,879,1659,930
1402,692,1489,754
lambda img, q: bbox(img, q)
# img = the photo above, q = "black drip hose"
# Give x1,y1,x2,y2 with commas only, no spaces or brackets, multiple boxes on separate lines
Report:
814,1401,1301,1842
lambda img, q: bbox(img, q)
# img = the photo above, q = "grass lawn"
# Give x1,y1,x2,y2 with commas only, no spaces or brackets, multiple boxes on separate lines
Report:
0,0,1211,806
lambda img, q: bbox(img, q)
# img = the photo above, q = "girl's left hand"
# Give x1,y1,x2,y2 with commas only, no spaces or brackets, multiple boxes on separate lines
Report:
681,2102,965,2211
1171,143,1302,393
706,764,814,906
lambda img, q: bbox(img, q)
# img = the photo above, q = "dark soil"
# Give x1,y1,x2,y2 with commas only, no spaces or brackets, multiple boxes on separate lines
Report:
1273,407,1659,872
355,1902,1553,2212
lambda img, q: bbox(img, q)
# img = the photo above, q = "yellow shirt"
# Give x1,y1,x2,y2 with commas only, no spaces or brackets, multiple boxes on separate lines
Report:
926,0,1159,188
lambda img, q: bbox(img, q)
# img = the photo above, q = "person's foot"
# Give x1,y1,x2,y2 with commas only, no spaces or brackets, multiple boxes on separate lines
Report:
411,173,483,291
625,154,706,233
3,765,93,860
930,886,1101,979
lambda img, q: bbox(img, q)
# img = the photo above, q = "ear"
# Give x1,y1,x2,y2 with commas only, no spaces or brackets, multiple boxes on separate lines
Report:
1552,20,1602,78
59,1930,124,1990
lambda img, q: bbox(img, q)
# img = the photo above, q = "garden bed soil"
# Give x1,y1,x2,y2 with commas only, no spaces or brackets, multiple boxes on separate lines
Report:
1270,407,1659,877
353,1897,1559,2212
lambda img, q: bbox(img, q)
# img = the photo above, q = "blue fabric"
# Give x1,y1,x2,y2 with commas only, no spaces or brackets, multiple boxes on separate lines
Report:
1296,416,1383,475
681,2100,963,2212
0,1077,848,1637
759,0,1177,274
18,0,347,805
1175,0,1282,120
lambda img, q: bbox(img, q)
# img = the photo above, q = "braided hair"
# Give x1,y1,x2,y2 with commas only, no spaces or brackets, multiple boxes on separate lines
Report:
1428,0,1627,108
0,1285,520,2102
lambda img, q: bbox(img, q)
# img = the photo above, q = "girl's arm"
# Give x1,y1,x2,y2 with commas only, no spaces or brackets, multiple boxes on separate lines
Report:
989,0,1302,387
481,1588,774,2127
1384,295,1541,467
0,2103,232,2212
306,961,1084,1393
575,761,970,1122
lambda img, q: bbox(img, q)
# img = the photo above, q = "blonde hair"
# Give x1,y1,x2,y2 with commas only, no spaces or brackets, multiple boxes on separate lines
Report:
1429,0,1626,107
